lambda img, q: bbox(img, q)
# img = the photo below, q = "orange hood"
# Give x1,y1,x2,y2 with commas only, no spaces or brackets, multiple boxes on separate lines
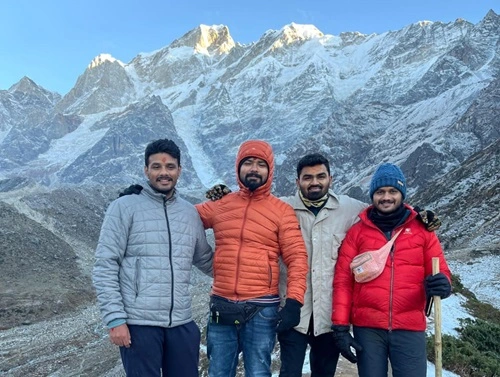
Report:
235,140,274,195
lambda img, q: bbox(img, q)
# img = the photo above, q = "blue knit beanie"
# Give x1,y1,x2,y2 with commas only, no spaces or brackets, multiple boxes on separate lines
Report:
369,163,406,199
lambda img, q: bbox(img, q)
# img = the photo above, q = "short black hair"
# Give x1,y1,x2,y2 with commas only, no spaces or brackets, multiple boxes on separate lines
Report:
144,139,181,167
296,153,331,178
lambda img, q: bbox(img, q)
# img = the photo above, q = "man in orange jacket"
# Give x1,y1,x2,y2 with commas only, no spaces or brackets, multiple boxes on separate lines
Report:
196,139,309,377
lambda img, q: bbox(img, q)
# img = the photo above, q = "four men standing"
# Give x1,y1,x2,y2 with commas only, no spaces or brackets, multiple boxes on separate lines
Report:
94,139,451,377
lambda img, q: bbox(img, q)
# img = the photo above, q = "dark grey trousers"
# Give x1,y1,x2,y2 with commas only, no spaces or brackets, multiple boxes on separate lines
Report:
353,326,427,377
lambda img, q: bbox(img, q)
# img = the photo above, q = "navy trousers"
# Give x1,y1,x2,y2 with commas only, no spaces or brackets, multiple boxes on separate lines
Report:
119,321,200,377
353,326,427,377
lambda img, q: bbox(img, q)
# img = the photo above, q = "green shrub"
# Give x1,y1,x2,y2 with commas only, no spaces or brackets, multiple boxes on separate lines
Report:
426,274,500,376
427,321,500,376
459,318,500,355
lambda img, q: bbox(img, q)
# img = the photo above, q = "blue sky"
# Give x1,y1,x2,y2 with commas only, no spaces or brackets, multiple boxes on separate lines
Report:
0,0,497,95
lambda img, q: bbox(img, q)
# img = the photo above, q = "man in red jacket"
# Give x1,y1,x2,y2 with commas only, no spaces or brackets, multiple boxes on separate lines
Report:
331,163,451,377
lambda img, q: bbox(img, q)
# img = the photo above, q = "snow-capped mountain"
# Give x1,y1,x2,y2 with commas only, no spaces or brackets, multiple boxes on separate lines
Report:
0,11,498,377
1,11,498,248
1,12,498,251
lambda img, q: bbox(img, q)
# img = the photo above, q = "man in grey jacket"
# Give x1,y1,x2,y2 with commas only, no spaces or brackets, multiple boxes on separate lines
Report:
93,139,213,377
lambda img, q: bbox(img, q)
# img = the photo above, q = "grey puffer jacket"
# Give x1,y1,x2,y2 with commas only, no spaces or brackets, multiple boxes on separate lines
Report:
93,183,213,328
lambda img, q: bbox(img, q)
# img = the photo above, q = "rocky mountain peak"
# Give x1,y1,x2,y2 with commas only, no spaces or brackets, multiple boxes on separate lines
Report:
273,22,323,47
401,19,440,37
8,76,60,103
484,9,499,21
477,9,499,31
8,76,40,93
0,77,60,133
415,20,433,28
87,53,123,69
170,24,235,55
338,31,369,46
55,53,134,115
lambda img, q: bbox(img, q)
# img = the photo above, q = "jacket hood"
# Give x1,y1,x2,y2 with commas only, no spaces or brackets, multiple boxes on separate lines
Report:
235,140,274,195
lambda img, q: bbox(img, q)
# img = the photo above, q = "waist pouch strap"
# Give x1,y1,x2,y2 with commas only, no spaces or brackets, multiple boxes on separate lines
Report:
209,296,263,325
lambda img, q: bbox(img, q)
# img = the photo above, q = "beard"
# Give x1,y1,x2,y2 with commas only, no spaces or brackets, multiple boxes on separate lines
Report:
243,174,265,191
301,186,327,201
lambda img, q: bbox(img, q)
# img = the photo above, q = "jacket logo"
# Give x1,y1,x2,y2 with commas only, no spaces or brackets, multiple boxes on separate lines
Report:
403,228,412,235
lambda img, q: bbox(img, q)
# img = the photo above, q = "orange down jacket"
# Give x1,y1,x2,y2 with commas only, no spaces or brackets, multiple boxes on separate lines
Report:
332,205,451,331
196,140,309,303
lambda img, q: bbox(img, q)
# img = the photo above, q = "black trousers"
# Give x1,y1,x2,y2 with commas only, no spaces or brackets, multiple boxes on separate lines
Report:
278,318,340,377
353,326,427,377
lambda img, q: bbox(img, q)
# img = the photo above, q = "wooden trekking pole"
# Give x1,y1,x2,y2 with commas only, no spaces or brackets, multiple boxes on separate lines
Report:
432,257,442,377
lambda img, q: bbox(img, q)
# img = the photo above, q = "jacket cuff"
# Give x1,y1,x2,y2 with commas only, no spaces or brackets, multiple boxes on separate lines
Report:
331,324,350,332
107,318,126,329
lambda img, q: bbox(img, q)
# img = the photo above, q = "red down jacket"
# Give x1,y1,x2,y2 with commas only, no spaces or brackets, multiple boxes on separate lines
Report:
196,140,309,303
332,205,451,331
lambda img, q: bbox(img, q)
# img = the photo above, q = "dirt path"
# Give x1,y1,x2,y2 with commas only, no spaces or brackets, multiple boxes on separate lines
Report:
0,301,359,377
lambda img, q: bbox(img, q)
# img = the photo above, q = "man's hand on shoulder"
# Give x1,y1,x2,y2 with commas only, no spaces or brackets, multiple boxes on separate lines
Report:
205,184,231,201
118,184,143,198
413,206,442,232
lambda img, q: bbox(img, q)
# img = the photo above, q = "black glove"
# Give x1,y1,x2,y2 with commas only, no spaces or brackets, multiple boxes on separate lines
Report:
424,272,451,299
205,184,232,201
276,298,302,333
331,325,363,364
413,206,442,231
118,184,143,198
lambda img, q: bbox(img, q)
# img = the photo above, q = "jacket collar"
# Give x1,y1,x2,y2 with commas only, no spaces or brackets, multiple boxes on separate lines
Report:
290,189,339,210
142,182,178,203
359,203,417,229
